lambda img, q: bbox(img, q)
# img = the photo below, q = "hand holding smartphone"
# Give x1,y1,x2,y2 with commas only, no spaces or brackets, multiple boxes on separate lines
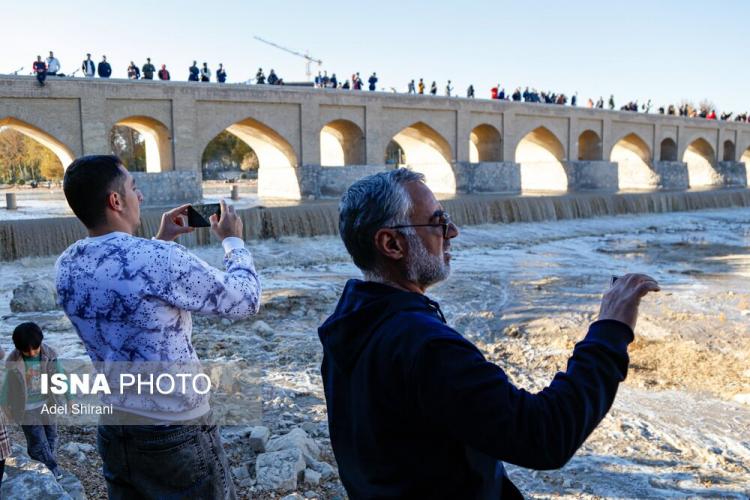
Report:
187,203,221,228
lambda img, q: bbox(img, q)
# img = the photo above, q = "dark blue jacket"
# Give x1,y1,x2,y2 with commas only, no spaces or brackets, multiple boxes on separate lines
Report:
319,279,634,499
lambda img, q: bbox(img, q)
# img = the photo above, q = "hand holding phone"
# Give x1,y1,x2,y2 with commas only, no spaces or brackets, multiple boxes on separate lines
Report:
209,199,243,240
155,204,195,242
187,204,221,228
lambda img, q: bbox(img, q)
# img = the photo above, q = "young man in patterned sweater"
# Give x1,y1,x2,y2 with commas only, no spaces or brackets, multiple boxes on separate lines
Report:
56,155,261,499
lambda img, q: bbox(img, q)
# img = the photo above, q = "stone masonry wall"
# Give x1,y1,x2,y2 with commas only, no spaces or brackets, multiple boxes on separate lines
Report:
131,171,203,207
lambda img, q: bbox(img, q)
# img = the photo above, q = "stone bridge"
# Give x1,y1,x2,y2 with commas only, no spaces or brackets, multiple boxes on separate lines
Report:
1,75,748,201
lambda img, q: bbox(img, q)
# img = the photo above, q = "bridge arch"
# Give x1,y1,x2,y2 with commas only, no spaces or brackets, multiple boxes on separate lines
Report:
609,133,655,190
723,140,736,162
683,138,718,187
515,126,567,191
112,116,173,173
320,119,365,166
578,130,602,161
660,138,677,161
388,122,455,194
469,124,502,162
0,117,75,168
742,146,750,166
205,117,300,199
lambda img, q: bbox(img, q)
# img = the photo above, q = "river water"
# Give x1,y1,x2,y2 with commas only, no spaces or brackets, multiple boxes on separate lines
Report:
1,207,748,498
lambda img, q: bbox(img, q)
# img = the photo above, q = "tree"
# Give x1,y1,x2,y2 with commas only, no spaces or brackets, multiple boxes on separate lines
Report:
110,126,146,172
0,127,63,183
201,131,258,179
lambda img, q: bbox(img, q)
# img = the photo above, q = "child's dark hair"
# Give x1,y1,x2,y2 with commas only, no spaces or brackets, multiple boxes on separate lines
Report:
12,322,44,352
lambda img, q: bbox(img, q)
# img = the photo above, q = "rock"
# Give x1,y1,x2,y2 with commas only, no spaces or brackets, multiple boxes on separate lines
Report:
306,457,336,480
77,443,95,453
304,491,318,499
255,448,305,492
60,442,80,455
232,465,250,480
2,444,86,499
304,468,321,486
221,318,232,326
280,494,304,500
266,428,320,462
249,426,271,453
10,279,57,312
250,320,274,339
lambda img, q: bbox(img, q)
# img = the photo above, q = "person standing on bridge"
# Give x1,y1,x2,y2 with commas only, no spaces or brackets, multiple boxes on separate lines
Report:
188,61,199,81
82,53,96,78
608,94,615,110
256,68,265,84
200,62,211,82
430,81,437,95
467,84,475,98
46,51,60,76
142,58,155,80
445,80,453,97
32,56,47,86
408,79,416,94
158,64,170,81
97,56,111,78
216,64,227,83
267,69,279,85
368,72,378,91
127,61,140,79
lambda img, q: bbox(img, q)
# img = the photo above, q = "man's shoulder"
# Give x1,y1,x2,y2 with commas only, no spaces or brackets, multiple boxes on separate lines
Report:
380,308,466,351
56,234,179,269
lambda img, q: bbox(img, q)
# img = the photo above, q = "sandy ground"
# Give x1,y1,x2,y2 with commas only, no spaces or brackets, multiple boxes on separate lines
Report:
1,207,749,498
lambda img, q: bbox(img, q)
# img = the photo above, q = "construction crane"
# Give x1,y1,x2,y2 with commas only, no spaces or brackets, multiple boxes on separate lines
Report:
253,36,322,81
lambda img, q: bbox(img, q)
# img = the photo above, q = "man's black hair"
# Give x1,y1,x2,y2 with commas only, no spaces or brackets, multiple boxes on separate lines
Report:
63,155,126,229
12,322,44,353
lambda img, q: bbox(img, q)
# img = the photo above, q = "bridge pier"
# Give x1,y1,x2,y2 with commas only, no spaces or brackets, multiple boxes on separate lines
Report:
564,161,619,191
454,162,521,194
716,161,747,187
653,161,689,190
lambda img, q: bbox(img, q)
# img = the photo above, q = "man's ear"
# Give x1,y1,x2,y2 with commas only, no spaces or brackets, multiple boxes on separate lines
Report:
106,190,123,213
373,228,406,262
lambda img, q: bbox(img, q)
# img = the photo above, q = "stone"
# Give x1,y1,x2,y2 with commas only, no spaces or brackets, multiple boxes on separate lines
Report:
255,448,306,492
249,426,271,453
232,465,250,480
280,494,304,500
304,491,318,499
250,320,274,339
60,442,80,455
10,279,57,312
2,444,86,500
304,468,321,486
306,458,336,480
266,428,321,462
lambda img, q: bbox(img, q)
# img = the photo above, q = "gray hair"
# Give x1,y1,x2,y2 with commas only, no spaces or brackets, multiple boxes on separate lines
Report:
339,168,425,273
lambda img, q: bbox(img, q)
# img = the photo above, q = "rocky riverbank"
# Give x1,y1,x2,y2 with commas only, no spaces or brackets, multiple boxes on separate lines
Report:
1,207,749,498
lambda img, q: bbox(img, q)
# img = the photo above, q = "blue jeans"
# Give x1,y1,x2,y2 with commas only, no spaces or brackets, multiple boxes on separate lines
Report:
97,413,236,500
21,409,59,474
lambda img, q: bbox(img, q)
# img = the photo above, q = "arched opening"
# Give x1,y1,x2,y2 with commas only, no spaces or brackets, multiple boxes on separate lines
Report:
207,117,300,199
0,117,74,169
112,116,172,173
683,138,718,187
388,122,455,194
515,126,567,191
469,124,502,162
320,120,365,166
660,138,677,161
610,133,655,190
578,130,602,161
0,126,64,184
723,140,736,162
201,131,258,181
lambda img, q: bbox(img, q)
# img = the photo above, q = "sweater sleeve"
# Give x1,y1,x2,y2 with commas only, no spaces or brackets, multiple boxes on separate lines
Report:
411,320,633,470
161,244,261,318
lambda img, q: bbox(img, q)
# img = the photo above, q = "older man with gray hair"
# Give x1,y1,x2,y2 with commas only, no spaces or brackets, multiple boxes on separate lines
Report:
318,169,660,499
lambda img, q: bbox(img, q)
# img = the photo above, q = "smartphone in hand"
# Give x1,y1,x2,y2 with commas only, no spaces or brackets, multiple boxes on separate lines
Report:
187,204,221,228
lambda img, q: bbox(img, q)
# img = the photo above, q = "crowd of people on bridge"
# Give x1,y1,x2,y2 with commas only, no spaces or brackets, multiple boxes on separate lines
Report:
19,50,750,123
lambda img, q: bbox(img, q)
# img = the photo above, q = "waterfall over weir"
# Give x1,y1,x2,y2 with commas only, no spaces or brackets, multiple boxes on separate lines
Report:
2,189,749,261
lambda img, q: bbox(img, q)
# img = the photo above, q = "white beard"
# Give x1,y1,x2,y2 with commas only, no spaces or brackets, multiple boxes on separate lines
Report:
404,231,450,288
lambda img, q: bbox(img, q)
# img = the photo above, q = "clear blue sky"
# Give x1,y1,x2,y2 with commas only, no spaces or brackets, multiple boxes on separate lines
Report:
2,0,748,112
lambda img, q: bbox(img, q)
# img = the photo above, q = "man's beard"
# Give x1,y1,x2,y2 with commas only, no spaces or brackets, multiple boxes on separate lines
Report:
404,231,450,288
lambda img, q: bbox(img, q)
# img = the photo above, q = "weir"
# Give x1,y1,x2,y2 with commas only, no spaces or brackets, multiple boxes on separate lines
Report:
1,189,749,261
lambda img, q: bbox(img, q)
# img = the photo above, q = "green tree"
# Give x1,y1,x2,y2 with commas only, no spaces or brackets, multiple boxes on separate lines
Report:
0,128,63,183
201,131,258,179
110,126,146,172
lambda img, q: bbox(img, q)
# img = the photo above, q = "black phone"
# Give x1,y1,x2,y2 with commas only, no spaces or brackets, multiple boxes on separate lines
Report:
187,204,221,228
